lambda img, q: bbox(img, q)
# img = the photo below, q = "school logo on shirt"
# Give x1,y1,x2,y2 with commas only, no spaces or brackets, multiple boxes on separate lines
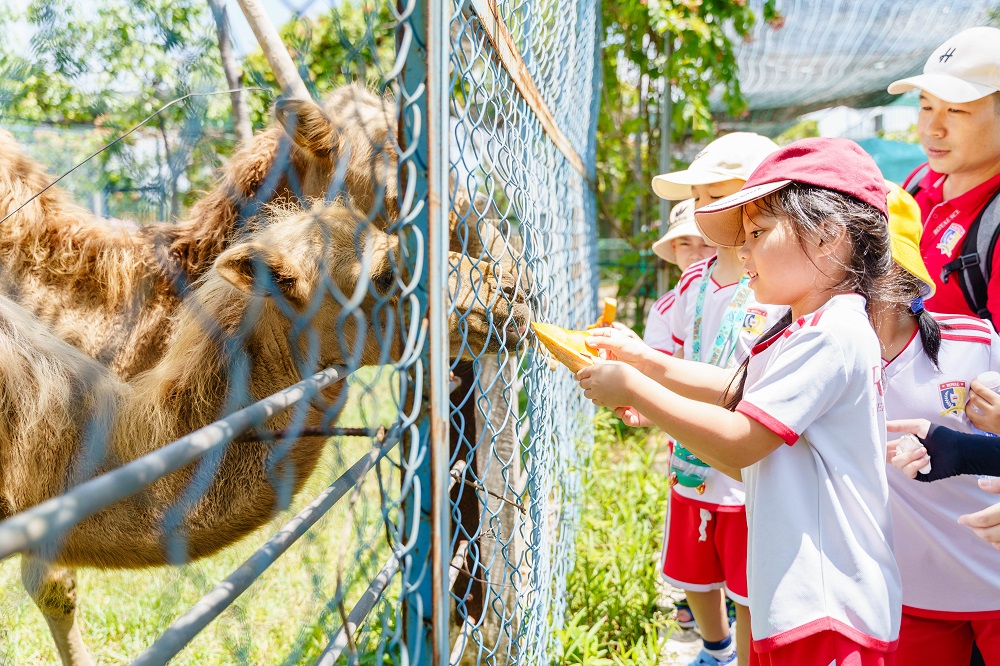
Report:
936,223,966,256
742,307,767,337
939,381,967,416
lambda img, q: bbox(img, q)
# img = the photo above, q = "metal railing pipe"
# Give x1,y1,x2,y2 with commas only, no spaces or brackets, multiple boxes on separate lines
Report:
0,365,349,560
133,424,398,666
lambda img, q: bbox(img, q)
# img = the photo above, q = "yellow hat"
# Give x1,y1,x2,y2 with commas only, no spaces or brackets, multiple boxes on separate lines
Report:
886,181,935,297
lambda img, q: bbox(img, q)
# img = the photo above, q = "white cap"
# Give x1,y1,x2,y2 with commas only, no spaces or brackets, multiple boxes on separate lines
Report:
651,132,780,201
652,199,700,264
888,27,1000,103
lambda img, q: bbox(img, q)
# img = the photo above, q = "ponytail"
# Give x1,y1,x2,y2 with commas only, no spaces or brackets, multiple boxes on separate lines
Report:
910,296,943,369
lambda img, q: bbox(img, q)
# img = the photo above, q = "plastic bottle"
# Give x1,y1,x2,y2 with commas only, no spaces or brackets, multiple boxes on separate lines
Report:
971,371,1000,437
896,433,931,474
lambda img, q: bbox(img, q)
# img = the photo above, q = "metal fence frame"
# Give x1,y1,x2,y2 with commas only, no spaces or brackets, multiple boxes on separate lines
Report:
0,0,600,662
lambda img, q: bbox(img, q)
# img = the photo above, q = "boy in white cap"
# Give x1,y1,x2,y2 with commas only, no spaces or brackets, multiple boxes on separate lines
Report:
887,26,1000,326
645,198,714,358
647,132,784,666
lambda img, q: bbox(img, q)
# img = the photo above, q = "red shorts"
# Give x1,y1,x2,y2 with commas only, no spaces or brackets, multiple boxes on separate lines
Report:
896,610,1000,665
660,491,748,603
749,631,896,666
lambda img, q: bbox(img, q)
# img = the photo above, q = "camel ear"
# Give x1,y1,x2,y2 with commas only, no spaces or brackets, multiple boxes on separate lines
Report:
216,243,310,306
275,97,336,159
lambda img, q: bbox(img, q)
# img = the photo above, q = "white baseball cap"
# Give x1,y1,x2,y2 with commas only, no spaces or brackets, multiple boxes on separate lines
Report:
651,199,700,264
888,26,1000,103
651,132,780,201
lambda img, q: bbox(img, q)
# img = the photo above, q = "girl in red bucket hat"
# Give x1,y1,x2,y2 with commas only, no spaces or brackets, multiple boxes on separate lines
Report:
578,138,902,665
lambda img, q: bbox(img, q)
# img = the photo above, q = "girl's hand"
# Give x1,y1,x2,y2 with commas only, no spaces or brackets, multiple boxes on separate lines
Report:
585,327,653,368
886,418,931,439
967,379,1000,435
614,406,651,427
610,321,642,340
888,438,931,479
575,361,643,408
958,477,1000,551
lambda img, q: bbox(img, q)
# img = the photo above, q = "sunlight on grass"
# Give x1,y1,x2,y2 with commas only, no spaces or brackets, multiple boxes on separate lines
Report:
0,368,403,665
552,409,674,665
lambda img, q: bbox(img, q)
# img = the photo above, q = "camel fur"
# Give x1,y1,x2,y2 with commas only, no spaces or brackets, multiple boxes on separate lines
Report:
0,82,400,380
1,198,529,665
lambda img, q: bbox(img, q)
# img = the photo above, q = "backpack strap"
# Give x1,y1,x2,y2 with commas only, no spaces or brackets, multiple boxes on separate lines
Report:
940,188,1000,320
905,163,931,196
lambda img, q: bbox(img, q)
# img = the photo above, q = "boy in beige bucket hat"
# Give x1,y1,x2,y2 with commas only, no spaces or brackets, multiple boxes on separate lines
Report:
651,198,714,270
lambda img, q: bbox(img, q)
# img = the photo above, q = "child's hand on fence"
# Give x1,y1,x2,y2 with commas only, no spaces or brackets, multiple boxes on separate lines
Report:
575,360,642,409
586,327,651,370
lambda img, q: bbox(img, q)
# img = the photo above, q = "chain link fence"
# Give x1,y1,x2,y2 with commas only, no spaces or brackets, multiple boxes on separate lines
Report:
0,0,599,663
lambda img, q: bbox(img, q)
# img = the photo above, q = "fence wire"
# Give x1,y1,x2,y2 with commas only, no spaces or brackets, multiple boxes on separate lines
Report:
734,0,998,121
0,0,599,664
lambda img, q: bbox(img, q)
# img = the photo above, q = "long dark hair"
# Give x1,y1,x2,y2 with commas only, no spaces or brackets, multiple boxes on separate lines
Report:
893,266,943,368
722,184,893,410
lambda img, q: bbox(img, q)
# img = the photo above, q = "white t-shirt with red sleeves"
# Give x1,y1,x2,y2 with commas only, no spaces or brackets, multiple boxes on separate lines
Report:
883,312,1000,618
644,287,679,356
666,256,787,509
736,294,901,653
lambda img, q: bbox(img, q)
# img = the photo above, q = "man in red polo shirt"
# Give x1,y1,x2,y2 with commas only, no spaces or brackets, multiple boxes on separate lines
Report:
888,26,1000,325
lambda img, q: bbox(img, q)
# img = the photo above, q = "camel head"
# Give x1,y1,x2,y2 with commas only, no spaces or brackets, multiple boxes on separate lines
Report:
213,201,530,366
275,84,399,223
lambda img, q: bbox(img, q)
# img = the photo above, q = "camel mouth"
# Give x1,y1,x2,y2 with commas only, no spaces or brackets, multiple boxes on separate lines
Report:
503,322,527,344
499,303,531,349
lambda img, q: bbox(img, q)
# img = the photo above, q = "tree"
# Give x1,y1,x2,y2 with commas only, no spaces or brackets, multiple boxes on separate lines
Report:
598,0,781,330
209,0,252,145
0,0,244,221
241,1,396,127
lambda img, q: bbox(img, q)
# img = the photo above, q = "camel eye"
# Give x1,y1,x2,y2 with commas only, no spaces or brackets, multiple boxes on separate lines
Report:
371,269,394,295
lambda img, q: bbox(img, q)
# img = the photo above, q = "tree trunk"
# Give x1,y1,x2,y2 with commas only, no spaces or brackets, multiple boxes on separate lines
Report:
234,0,311,100
208,0,253,145
156,118,179,221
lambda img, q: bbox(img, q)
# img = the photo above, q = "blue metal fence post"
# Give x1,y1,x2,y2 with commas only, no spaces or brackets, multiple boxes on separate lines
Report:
398,0,451,660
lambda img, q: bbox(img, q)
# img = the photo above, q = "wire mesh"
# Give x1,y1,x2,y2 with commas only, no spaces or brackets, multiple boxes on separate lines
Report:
445,0,599,662
734,0,999,121
0,0,599,664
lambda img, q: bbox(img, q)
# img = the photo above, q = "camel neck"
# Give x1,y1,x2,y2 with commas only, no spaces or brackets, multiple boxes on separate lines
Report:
130,280,304,437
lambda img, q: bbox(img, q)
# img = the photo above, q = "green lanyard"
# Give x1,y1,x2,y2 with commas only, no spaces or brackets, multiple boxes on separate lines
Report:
691,264,752,369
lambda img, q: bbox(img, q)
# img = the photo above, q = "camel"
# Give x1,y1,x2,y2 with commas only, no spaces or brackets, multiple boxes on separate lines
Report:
0,82,401,380
1,197,530,665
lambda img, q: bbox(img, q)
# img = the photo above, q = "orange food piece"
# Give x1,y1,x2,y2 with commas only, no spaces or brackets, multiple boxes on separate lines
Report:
531,321,599,373
586,297,618,330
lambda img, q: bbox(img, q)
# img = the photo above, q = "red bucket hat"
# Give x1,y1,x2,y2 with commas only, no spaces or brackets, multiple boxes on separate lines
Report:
693,137,889,247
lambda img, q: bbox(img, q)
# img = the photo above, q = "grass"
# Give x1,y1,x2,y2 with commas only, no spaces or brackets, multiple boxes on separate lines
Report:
0,367,402,665
552,409,675,665
1,376,674,665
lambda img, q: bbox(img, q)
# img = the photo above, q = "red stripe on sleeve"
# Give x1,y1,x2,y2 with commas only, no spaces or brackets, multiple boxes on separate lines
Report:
736,401,799,445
